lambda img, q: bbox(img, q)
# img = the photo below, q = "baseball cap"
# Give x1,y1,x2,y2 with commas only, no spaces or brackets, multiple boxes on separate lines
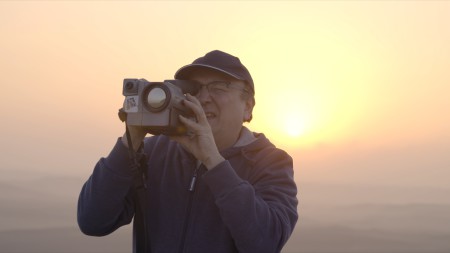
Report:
174,50,254,94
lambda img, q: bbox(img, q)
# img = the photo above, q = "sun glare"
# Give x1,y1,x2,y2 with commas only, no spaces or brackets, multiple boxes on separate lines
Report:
285,117,305,137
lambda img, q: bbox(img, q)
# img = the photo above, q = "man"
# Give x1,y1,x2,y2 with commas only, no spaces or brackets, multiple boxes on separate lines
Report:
78,50,298,253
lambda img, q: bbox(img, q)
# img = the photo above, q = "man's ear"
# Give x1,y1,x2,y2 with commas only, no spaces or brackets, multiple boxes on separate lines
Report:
244,97,255,122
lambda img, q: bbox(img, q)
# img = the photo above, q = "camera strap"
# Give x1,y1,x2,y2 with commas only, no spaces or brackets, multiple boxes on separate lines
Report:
119,109,149,253
119,109,148,188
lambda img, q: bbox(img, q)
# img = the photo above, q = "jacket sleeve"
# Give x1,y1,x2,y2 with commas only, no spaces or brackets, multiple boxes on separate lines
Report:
77,138,137,236
202,149,298,253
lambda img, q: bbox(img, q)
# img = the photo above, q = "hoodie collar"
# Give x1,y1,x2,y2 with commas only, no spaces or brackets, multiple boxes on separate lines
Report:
233,126,257,148
220,127,274,164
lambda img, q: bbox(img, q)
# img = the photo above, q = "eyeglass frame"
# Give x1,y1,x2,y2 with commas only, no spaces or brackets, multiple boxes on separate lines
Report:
191,80,251,97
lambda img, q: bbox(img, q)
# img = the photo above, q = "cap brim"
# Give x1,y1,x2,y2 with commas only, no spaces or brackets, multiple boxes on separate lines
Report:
175,64,245,81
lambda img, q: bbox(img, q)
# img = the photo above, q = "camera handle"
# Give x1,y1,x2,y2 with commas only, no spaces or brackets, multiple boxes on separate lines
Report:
118,108,149,253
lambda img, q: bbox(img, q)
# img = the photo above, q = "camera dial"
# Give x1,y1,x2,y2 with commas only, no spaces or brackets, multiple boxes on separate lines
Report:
125,82,134,90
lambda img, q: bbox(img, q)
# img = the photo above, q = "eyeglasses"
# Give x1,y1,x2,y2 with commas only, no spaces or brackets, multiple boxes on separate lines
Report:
192,81,249,96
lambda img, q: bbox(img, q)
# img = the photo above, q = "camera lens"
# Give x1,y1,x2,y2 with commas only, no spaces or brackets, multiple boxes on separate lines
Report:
147,87,167,109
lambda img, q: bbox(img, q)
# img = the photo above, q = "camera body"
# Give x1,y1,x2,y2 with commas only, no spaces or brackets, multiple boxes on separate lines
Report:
122,78,198,135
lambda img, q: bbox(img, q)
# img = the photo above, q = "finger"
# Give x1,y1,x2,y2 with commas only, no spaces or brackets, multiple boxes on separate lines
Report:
185,93,201,106
184,94,203,110
184,94,208,124
179,114,200,132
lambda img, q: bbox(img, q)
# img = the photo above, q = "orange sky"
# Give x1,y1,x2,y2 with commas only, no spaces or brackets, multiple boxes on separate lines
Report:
1,1,449,188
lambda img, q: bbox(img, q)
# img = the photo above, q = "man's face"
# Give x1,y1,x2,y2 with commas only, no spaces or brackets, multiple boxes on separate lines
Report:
187,69,254,149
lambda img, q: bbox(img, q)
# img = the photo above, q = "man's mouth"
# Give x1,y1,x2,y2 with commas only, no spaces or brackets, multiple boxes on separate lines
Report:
205,112,216,120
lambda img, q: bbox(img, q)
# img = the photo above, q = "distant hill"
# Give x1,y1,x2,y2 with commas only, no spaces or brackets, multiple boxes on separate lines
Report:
0,226,131,253
1,175,450,252
2,218,449,253
284,219,450,253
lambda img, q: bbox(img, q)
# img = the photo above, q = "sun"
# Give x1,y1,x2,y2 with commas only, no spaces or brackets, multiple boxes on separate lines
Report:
284,117,305,137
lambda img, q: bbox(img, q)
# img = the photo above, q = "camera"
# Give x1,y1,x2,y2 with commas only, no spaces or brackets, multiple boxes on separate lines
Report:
121,78,199,135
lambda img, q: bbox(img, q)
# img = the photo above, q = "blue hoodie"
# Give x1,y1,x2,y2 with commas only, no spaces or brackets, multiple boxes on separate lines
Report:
78,131,298,253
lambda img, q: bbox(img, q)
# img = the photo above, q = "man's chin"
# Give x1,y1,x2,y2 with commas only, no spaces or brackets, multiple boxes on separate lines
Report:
206,116,216,123
207,118,219,131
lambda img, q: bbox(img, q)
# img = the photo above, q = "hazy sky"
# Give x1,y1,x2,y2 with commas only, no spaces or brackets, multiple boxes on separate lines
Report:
1,1,449,188
1,2,450,253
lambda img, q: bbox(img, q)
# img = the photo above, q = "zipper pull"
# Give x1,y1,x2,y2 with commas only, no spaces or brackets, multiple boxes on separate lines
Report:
188,168,199,192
